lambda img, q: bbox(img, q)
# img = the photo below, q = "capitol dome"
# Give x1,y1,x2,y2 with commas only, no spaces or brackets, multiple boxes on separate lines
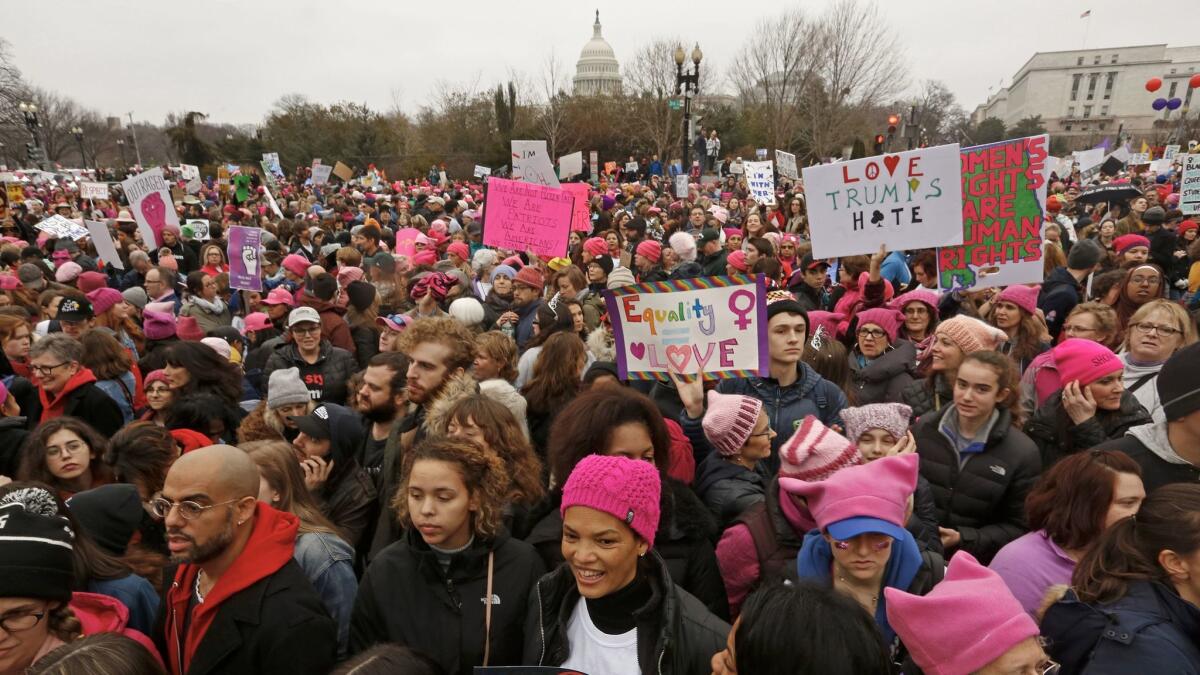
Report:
573,10,621,96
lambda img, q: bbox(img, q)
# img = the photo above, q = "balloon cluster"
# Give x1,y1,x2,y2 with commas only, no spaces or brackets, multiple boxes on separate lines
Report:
1146,74,1200,111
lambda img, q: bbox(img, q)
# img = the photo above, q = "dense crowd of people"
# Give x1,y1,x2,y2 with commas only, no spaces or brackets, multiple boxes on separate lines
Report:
0,152,1197,675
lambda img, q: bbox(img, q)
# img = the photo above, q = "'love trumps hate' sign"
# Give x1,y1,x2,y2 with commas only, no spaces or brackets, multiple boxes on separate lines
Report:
803,144,964,259
603,275,768,381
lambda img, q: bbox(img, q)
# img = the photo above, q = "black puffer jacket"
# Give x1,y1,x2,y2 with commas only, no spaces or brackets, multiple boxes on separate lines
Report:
262,339,358,406
1025,389,1152,468
667,260,703,281
351,528,545,675
313,404,376,549
480,290,512,331
914,406,1041,564
901,372,953,423
523,550,729,675
525,478,730,620
694,453,766,530
847,340,917,405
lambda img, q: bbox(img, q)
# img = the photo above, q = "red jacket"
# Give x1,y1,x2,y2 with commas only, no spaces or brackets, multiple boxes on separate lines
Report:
49,592,162,666
164,504,299,675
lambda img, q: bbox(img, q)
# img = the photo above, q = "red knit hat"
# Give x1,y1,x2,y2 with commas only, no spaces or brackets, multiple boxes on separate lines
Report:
995,284,1039,316
513,266,544,290
446,241,470,261
636,239,662,263
1178,220,1198,236
1052,338,1123,388
583,237,608,257
1114,234,1151,255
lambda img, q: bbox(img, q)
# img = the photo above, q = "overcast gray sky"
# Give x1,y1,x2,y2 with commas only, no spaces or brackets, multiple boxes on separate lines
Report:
7,0,1194,126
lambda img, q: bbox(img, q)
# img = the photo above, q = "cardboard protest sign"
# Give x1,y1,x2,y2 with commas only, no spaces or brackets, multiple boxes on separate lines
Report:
937,134,1049,292
745,161,776,206
332,162,353,182
1164,144,1181,160
311,164,332,186
35,214,89,241
185,219,211,241
675,174,688,199
511,140,560,187
84,219,123,270
1181,154,1200,215
481,177,574,258
561,183,592,232
624,161,639,173
262,152,283,177
394,227,422,258
80,182,109,200
473,165,491,179
603,274,768,382
216,166,230,194
558,152,583,179
603,161,617,176
226,225,262,292
120,167,179,248
775,150,798,179
803,143,963,258
1128,152,1150,165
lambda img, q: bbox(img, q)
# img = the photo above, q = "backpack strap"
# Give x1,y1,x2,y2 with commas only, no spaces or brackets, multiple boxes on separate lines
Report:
1126,371,1157,395
733,501,777,573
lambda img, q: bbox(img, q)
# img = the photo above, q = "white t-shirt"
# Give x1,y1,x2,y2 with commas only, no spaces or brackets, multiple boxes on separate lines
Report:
561,599,639,674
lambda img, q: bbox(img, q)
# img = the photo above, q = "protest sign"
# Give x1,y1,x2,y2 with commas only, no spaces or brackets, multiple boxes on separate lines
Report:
589,151,599,179
756,148,768,160
1073,148,1105,180
730,161,744,175
180,164,202,194
226,226,263,292
35,214,89,241
675,174,688,199
1048,156,1074,179
603,161,617,176
1128,152,1150,165
185,219,211,241
775,150,798,179
624,161,639,174
121,167,179,248
259,161,279,194
332,161,353,182
511,140,560,187
394,227,422,258
1109,145,1131,164
603,274,768,382
1181,154,1200,215
311,164,332,185
481,177,574,258
262,184,284,219
558,151,582,179
745,161,776,206
803,143,963,258
473,165,491,179
1164,144,1181,160
262,152,283,176
216,166,230,194
84,219,123,270
938,134,1049,292
561,183,591,232
1149,158,1172,174
80,182,109,200
5,183,22,204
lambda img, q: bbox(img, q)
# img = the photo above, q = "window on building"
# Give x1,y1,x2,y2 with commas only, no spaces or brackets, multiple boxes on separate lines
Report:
1071,74,1082,101
1111,54,1118,64
1104,72,1116,99
1093,56,1101,64
1083,105,1092,118
1170,68,1177,74
1169,81,1178,98
1065,124,1073,131
1087,73,1099,100
1101,105,1109,115
1077,57,1084,65
1099,123,1107,130
1067,106,1075,117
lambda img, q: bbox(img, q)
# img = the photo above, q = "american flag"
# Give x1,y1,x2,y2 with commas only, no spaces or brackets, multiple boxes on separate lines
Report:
1080,9,1091,18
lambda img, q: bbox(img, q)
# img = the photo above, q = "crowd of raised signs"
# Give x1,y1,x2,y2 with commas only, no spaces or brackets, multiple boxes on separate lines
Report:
0,154,1197,675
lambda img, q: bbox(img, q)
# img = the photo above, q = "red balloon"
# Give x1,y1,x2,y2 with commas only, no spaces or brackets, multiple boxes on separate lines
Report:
1191,73,1200,89
1146,77,1163,92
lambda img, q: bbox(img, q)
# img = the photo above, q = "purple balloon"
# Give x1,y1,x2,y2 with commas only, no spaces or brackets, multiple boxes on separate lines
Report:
1167,97,1183,110
1152,98,1168,110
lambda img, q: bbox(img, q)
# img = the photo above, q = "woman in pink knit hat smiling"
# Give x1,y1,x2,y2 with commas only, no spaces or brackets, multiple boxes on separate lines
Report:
987,283,1051,374
901,315,1008,421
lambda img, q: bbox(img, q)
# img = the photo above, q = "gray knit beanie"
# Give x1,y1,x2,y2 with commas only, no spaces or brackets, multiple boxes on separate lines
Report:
267,367,312,409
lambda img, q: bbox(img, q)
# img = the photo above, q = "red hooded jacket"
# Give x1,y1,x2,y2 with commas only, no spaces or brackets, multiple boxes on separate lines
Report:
33,592,163,667
164,504,299,675
38,366,99,421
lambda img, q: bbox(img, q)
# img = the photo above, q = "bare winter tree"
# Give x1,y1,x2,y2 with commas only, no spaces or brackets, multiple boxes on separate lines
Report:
623,38,716,163
902,80,969,146
535,49,577,160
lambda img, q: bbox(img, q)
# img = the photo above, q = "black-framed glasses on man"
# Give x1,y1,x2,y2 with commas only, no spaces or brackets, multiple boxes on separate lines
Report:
30,362,69,377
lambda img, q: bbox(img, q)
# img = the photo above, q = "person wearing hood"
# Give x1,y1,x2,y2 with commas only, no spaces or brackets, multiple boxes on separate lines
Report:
299,272,356,355
481,265,516,330
792,454,945,658
263,307,357,406
351,437,543,674
1038,238,1105,340
1041,483,1200,673
1095,341,1200,491
523,454,730,674
847,308,916,405
29,334,123,437
155,445,337,675
1025,339,1151,467
290,403,376,550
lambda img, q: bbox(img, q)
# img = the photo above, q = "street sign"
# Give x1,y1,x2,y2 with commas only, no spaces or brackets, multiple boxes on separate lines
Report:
668,98,683,111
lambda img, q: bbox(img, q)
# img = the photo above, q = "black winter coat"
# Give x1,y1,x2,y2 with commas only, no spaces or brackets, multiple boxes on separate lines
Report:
59,380,125,438
350,324,379,369
0,417,28,477
914,406,1041,564
523,551,729,675
262,339,357,406
694,453,766,530
1038,266,1083,340
313,403,375,549
1094,425,1200,492
525,478,730,620
847,340,917,405
667,261,703,281
480,290,513,331
1025,389,1151,467
901,373,953,424
351,529,545,675
700,249,728,276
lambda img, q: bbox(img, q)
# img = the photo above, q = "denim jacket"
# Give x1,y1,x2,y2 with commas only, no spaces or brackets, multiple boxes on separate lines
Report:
294,531,357,658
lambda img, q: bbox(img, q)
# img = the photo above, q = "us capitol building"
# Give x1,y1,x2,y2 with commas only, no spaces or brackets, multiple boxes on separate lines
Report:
572,10,622,96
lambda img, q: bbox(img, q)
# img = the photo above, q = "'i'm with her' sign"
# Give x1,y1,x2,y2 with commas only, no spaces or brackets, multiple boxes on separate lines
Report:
803,143,963,258
602,274,768,382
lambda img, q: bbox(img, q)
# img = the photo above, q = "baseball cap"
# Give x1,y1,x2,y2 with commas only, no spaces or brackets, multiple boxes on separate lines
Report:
243,312,273,333
698,228,721,245
286,306,321,328
262,287,297,307
801,253,829,271
375,313,413,332
57,298,94,322
826,515,909,544
290,404,333,439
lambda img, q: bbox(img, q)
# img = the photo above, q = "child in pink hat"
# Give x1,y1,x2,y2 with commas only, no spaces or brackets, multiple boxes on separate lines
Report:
691,390,775,527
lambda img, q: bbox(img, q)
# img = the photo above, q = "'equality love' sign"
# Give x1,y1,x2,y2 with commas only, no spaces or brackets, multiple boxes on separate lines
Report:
802,143,963,259
481,177,575,258
121,167,180,249
937,134,1050,291
603,275,768,382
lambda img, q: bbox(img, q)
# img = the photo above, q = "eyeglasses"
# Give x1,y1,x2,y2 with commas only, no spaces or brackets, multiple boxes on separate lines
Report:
0,610,46,633
31,362,69,377
1062,324,1097,336
1130,275,1160,286
833,537,892,551
150,496,244,520
857,328,887,340
748,429,774,438
46,440,87,458
1131,322,1181,337
291,325,321,336
903,306,929,316
146,386,171,396
1037,661,1061,675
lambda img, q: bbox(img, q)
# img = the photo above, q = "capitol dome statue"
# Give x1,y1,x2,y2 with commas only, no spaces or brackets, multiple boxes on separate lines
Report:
572,10,622,96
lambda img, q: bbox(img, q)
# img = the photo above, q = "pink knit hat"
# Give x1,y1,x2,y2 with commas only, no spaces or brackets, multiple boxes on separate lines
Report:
561,454,662,547
177,315,204,342
842,403,913,443
143,310,176,341
336,266,364,287
779,453,918,541
778,416,863,481
447,241,470,261
412,250,438,267
1053,338,1123,388
143,369,169,389
282,254,311,278
77,271,108,294
995,284,1039,316
855,307,904,343
885,551,1039,675
86,287,123,316
935,315,1007,354
55,261,82,284
702,390,764,457
636,240,662,263
805,311,845,342
262,287,297,308
583,237,608,257
726,250,748,272
891,288,940,319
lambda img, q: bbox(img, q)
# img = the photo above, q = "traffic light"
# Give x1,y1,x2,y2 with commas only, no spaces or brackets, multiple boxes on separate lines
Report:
873,134,885,154
25,143,34,161
887,114,900,135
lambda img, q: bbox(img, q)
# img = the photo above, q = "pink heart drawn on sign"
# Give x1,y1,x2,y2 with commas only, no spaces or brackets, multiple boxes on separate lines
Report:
882,155,900,177
629,342,646,360
665,345,692,373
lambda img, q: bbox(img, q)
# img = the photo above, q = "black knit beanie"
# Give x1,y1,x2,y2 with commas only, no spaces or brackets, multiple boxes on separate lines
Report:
0,486,75,602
